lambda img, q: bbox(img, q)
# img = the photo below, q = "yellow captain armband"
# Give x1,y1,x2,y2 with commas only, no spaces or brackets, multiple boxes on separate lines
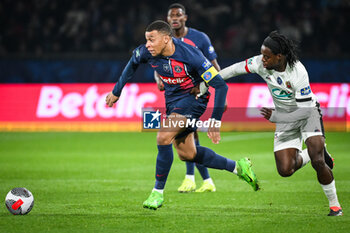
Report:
201,66,218,83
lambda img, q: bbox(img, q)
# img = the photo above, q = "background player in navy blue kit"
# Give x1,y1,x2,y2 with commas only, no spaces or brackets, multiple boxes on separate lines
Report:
155,3,221,193
106,20,259,210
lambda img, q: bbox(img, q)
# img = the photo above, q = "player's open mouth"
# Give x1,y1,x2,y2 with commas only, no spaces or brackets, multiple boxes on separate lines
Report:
172,22,179,27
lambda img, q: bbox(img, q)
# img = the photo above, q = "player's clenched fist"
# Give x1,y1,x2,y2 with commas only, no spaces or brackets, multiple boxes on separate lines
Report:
105,92,119,107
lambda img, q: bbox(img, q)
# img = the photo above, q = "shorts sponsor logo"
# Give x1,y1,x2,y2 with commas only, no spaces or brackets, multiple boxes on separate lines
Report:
301,86,311,96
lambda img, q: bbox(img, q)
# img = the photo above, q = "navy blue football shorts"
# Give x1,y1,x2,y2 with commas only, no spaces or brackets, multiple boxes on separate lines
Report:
166,94,208,139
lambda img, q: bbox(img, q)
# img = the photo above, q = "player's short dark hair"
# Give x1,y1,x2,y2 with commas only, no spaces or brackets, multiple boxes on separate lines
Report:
263,31,299,67
168,3,186,13
146,20,172,36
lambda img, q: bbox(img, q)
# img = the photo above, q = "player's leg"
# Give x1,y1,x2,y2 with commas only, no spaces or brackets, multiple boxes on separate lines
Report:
302,106,342,216
274,148,310,177
173,133,259,191
143,113,187,210
305,135,342,216
177,162,196,192
273,123,313,177
178,131,197,193
193,131,216,192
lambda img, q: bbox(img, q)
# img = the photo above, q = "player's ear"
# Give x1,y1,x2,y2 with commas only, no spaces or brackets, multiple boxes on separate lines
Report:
184,14,188,22
164,34,170,44
276,53,283,60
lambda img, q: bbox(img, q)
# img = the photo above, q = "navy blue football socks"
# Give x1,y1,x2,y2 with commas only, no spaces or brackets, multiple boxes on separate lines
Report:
194,135,211,179
185,161,210,179
155,144,174,189
193,146,236,172
185,161,195,175
195,163,210,180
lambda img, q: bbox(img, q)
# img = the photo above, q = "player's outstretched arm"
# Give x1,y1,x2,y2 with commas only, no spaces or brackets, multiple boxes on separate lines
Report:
206,74,228,144
106,58,138,107
260,107,312,123
197,60,247,98
219,60,247,80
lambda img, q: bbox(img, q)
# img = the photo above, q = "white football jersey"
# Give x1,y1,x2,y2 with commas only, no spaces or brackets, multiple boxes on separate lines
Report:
245,55,317,112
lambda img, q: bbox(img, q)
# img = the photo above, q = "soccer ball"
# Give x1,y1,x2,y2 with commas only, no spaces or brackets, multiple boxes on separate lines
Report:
5,188,34,215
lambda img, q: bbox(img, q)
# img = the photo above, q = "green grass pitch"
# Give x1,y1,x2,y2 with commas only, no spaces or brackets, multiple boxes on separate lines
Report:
0,132,349,233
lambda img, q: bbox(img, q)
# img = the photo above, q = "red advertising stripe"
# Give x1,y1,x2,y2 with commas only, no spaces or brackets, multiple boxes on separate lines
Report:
0,83,165,121
0,83,348,132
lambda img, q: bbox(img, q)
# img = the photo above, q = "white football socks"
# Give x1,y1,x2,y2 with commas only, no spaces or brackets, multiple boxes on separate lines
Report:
299,149,311,167
153,188,164,194
203,178,214,185
321,180,341,207
185,174,195,182
233,165,238,174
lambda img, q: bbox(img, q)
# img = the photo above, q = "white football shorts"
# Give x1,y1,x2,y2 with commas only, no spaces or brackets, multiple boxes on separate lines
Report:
273,107,324,152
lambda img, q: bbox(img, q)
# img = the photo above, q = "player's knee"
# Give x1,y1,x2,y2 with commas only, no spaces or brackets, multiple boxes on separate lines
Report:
157,133,172,145
177,150,196,161
277,166,294,177
311,157,326,171
307,142,325,170
306,136,324,155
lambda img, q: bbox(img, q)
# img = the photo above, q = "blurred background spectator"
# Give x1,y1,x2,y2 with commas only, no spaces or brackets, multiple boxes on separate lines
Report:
0,0,349,83
1,0,348,59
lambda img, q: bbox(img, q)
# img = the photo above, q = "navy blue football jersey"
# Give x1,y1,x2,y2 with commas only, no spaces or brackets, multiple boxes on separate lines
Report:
132,38,218,104
180,28,217,62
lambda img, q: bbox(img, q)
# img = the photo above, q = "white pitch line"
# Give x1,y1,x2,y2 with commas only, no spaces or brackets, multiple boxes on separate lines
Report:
221,132,272,142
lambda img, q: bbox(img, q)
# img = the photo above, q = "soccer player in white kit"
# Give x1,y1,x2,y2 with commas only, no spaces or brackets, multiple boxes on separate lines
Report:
216,31,342,216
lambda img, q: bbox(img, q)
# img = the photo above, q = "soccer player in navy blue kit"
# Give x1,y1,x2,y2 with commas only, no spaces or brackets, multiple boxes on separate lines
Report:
155,3,221,193
106,20,259,210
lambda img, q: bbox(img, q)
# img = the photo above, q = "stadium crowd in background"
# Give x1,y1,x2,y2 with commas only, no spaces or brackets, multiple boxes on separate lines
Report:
0,0,348,59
